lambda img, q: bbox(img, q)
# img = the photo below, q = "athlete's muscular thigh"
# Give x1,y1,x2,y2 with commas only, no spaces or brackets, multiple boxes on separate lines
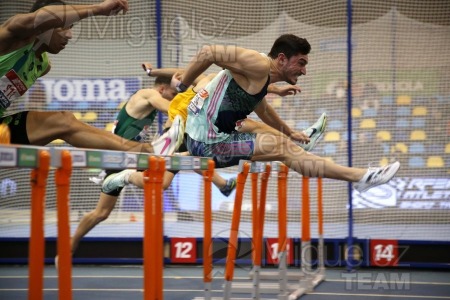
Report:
252,133,297,161
26,111,76,145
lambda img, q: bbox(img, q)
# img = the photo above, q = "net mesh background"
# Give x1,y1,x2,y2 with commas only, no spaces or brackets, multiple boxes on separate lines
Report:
0,0,449,241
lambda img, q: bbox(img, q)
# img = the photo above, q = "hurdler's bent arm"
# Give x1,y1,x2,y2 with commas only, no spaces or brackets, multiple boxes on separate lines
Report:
142,62,300,97
179,45,269,90
141,62,207,87
254,98,310,144
0,0,128,43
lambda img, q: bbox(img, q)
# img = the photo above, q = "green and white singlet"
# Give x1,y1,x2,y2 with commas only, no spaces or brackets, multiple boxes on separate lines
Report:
0,43,49,117
113,102,157,142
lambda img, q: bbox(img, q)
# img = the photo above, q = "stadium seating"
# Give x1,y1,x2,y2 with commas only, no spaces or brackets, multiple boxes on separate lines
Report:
324,131,341,142
351,107,362,117
295,120,310,131
323,143,337,155
408,156,425,168
412,106,427,116
409,143,425,154
104,122,115,133
427,156,444,168
396,106,412,116
393,142,408,154
328,119,344,130
381,96,394,105
82,111,98,122
376,130,391,141
395,118,409,128
411,117,426,128
50,139,65,145
410,130,427,141
72,112,82,120
396,95,412,105
362,108,377,117
360,118,376,129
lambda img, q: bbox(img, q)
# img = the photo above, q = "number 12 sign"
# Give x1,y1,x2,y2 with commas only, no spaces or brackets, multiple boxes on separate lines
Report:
171,237,197,263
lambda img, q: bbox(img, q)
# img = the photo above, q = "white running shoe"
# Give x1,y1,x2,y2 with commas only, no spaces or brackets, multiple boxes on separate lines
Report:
101,170,133,194
151,115,185,156
354,161,400,193
301,112,327,152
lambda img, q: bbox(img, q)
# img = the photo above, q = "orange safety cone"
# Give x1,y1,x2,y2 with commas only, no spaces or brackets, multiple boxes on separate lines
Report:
129,213,137,222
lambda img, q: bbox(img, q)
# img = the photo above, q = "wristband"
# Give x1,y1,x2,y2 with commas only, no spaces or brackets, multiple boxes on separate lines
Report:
141,64,152,76
176,82,188,93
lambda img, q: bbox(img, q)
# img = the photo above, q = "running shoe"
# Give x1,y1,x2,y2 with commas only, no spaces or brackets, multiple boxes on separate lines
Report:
220,177,237,197
354,161,400,193
151,115,185,156
301,112,327,152
101,170,133,194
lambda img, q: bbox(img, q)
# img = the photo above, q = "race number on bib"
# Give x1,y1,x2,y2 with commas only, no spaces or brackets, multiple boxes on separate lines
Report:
188,88,209,116
0,70,28,109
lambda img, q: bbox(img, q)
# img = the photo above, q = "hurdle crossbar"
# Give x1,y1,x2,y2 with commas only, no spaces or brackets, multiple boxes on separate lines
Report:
0,144,215,300
227,161,326,300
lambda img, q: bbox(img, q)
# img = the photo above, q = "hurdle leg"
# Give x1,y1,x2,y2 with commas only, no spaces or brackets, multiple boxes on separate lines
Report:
28,150,50,300
301,176,312,289
251,172,258,266
55,150,73,300
317,177,325,274
144,157,157,300
277,164,289,300
202,160,215,300
250,172,259,300
287,176,326,294
251,164,271,299
155,157,166,300
223,162,250,299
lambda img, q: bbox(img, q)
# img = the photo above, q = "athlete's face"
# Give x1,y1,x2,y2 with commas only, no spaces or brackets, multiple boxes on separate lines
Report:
280,53,308,85
36,26,72,54
161,86,178,101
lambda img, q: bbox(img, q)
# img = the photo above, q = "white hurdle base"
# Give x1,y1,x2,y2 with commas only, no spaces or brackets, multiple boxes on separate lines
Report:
248,269,306,280
229,272,325,295
289,271,325,299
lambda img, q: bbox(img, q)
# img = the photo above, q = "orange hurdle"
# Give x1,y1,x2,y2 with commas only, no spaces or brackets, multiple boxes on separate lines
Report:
28,150,50,300
253,164,271,267
251,164,271,299
55,150,73,300
143,156,166,300
290,175,326,299
202,160,215,299
278,164,289,296
317,177,325,271
225,163,326,299
301,176,312,287
223,162,250,298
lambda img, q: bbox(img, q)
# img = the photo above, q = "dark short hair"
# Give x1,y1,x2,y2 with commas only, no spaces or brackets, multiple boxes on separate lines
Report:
268,34,311,59
30,0,66,13
154,76,172,87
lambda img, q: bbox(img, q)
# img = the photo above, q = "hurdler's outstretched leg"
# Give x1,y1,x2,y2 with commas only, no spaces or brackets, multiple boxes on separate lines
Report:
252,133,399,193
26,111,154,153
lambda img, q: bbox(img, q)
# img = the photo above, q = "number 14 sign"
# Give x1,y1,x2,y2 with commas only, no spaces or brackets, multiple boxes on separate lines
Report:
370,239,398,267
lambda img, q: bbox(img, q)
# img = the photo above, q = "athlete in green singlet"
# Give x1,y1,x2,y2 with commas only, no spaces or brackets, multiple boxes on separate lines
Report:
0,0,180,154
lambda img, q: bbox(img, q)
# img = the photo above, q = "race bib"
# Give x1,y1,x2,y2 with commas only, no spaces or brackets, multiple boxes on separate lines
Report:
0,70,28,109
188,88,209,116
